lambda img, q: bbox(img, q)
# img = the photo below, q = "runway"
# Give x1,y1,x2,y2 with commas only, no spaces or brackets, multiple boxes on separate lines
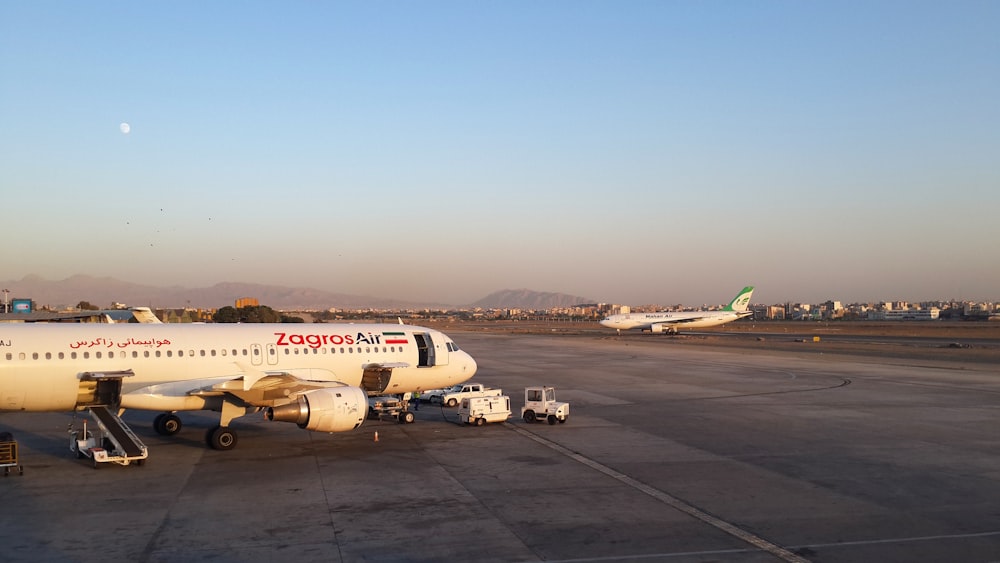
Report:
1,332,999,562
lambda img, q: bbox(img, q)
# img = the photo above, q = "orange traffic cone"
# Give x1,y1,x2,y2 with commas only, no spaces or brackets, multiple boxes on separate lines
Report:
374,431,379,442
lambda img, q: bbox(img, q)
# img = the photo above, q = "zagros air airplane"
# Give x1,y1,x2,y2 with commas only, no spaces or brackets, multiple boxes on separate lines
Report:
0,322,477,450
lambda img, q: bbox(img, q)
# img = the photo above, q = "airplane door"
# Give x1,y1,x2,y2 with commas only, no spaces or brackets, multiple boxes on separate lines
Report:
412,333,450,367
424,332,450,366
414,333,433,367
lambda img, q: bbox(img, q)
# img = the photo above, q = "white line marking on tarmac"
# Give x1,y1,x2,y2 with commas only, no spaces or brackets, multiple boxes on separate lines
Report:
792,529,1000,549
509,424,810,563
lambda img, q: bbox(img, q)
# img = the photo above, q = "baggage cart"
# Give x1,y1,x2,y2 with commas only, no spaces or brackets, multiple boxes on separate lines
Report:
0,432,24,476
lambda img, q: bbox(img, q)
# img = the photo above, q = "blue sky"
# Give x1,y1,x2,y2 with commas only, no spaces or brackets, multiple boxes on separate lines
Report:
2,2,998,306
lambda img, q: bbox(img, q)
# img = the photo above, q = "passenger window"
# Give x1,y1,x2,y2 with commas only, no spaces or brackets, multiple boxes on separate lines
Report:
45,352,52,360
32,352,39,360
167,351,173,358
5,353,10,360
144,351,150,358
83,352,90,359
253,348,260,357
132,351,138,358
155,351,161,358
211,350,217,357
58,352,65,359
95,352,101,359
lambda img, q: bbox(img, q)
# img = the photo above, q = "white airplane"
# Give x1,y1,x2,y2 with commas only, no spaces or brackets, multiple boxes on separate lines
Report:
0,322,477,450
600,286,755,334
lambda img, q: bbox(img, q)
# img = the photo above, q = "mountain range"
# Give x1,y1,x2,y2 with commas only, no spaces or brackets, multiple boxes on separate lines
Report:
2,275,595,311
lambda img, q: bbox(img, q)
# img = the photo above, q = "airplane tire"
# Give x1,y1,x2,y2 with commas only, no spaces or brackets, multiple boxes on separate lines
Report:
399,411,415,424
207,426,238,451
523,410,536,423
161,414,182,435
547,415,557,425
153,414,170,435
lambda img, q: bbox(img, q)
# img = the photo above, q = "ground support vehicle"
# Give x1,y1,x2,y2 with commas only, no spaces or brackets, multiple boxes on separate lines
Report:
69,406,148,469
521,386,569,425
458,395,511,426
434,383,502,407
0,432,24,476
367,395,417,424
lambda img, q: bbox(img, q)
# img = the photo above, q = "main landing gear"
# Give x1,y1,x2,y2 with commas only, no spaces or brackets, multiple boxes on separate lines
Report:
205,426,237,450
151,414,239,451
153,413,182,436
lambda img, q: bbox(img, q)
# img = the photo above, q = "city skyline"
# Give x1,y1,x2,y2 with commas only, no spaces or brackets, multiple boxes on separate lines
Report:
1,273,996,312
3,3,998,305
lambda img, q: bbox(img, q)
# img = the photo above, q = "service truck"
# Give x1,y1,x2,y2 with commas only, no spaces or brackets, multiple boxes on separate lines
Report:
367,395,416,424
434,383,502,407
521,386,569,425
458,395,511,426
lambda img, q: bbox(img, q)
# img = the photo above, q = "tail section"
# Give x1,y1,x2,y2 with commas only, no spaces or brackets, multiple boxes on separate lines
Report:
722,286,754,312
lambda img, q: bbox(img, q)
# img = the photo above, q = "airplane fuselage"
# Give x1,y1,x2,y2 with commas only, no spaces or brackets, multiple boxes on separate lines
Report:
0,323,477,412
599,311,749,332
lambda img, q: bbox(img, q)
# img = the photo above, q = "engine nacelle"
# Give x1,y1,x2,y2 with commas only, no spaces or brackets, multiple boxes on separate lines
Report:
649,324,677,334
266,386,367,433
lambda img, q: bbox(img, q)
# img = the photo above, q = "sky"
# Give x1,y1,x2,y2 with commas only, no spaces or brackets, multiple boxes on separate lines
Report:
2,2,998,307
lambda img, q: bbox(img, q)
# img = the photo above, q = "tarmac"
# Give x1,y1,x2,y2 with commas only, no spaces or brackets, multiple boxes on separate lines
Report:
1,330,999,562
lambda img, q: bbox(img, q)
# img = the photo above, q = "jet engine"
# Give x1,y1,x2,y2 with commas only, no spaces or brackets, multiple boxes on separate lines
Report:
265,386,367,433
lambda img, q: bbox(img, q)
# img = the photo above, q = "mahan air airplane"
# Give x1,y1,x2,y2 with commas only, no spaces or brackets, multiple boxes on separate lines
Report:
600,286,755,334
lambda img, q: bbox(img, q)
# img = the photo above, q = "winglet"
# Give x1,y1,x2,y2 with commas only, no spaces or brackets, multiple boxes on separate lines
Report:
722,286,755,312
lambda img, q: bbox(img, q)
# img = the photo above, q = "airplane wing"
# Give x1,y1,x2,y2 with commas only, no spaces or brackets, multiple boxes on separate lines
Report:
200,372,354,405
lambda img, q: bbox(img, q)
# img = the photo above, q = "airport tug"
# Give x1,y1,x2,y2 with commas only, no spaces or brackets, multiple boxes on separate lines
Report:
521,386,569,425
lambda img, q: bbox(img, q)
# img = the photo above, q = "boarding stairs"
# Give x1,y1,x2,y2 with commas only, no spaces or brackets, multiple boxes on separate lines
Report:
88,406,148,460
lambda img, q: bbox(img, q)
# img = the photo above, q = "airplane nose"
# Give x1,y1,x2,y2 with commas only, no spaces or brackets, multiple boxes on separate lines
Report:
463,352,478,376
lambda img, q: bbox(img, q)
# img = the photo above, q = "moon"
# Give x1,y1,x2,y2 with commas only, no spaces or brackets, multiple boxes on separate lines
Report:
120,122,131,134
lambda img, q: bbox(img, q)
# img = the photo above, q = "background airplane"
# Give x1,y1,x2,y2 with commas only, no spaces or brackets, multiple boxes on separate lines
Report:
600,286,755,334
0,322,476,450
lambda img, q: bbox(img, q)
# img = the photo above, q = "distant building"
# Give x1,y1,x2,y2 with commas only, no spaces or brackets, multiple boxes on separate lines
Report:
870,308,940,321
235,297,259,309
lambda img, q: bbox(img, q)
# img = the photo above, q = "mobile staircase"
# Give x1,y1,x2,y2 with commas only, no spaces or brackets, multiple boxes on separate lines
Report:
70,406,148,469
